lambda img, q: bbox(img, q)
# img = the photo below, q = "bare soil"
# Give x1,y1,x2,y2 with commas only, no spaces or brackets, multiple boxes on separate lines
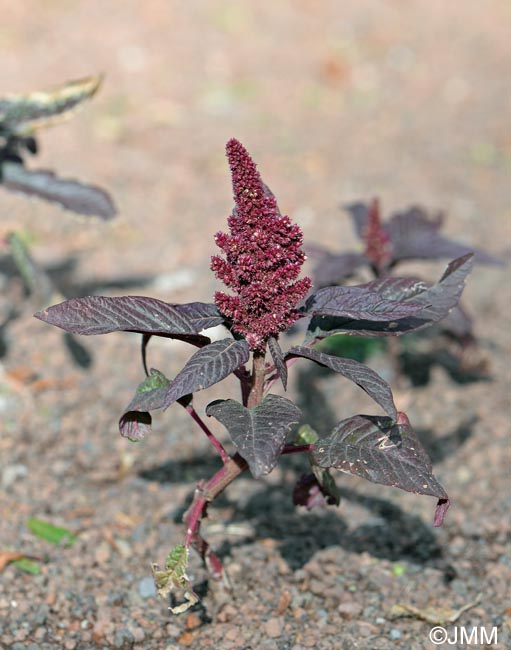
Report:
1,2,510,649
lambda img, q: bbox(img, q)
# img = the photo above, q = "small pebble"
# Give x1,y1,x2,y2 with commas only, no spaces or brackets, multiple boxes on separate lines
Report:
217,604,237,622
1,464,28,488
166,623,181,638
138,576,157,599
114,538,132,558
264,617,283,638
225,628,239,642
34,605,49,626
129,626,146,643
390,629,402,640
114,629,134,648
358,622,379,637
338,601,363,619
94,542,111,564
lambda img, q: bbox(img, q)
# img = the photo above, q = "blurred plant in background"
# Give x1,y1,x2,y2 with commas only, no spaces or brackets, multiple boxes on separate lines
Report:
1,75,116,218
0,76,117,367
309,198,504,384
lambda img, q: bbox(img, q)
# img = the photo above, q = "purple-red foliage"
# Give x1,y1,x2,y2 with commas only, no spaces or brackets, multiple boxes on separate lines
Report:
211,138,311,351
34,139,479,611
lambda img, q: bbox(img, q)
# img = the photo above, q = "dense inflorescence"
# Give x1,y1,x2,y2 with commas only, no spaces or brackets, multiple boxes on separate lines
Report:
363,198,393,271
211,138,311,351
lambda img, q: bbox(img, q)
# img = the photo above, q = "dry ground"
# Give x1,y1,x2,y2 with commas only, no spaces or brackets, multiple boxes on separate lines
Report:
1,2,510,649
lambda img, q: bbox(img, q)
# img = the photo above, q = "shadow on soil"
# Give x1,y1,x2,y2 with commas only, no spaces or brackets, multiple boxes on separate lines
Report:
0,251,153,366
139,455,223,485
294,360,478,446
399,347,491,386
230,482,444,569
42,257,155,297
316,331,492,388
138,343,476,586
417,417,477,465
139,446,465,578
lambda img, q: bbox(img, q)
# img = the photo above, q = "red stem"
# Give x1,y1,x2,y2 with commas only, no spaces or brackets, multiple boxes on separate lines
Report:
281,444,314,455
183,453,248,579
247,351,266,408
182,346,286,584
183,403,230,464
183,351,268,579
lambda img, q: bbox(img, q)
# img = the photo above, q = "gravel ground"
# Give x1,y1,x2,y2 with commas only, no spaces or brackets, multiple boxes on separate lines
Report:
1,2,510,649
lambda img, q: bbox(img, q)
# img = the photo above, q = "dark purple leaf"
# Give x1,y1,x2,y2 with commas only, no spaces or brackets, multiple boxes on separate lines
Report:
438,304,473,339
359,275,429,302
2,163,116,220
268,337,287,390
293,474,327,509
206,395,302,478
293,467,340,510
119,369,170,441
387,208,503,265
386,206,443,243
310,249,368,287
305,285,424,320
119,411,153,442
168,302,225,331
34,296,218,340
162,338,250,410
138,305,224,373
392,252,473,325
126,368,171,412
286,346,397,419
344,201,370,238
313,412,449,525
306,253,473,339
434,499,450,527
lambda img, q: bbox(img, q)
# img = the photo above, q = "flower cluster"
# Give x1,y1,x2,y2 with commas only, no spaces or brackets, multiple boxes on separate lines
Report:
211,139,311,351
363,198,393,271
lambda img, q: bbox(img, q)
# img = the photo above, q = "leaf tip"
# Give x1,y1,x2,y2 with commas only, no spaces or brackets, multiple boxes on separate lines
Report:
119,411,152,441
396,411,410,426
433,498,450,527
33,309,48,322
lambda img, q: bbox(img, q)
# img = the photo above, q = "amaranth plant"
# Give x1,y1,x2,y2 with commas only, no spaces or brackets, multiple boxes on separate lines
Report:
35,140,473,612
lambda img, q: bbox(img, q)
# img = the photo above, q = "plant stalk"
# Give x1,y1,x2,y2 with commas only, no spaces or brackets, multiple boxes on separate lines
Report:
183,452,248,579
281,444,314,455
183,349,265,580
247,350,266,408
184,403,230,464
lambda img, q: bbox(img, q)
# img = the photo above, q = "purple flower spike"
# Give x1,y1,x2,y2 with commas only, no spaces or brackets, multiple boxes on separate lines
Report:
363,198,393,271
211,139,312,351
